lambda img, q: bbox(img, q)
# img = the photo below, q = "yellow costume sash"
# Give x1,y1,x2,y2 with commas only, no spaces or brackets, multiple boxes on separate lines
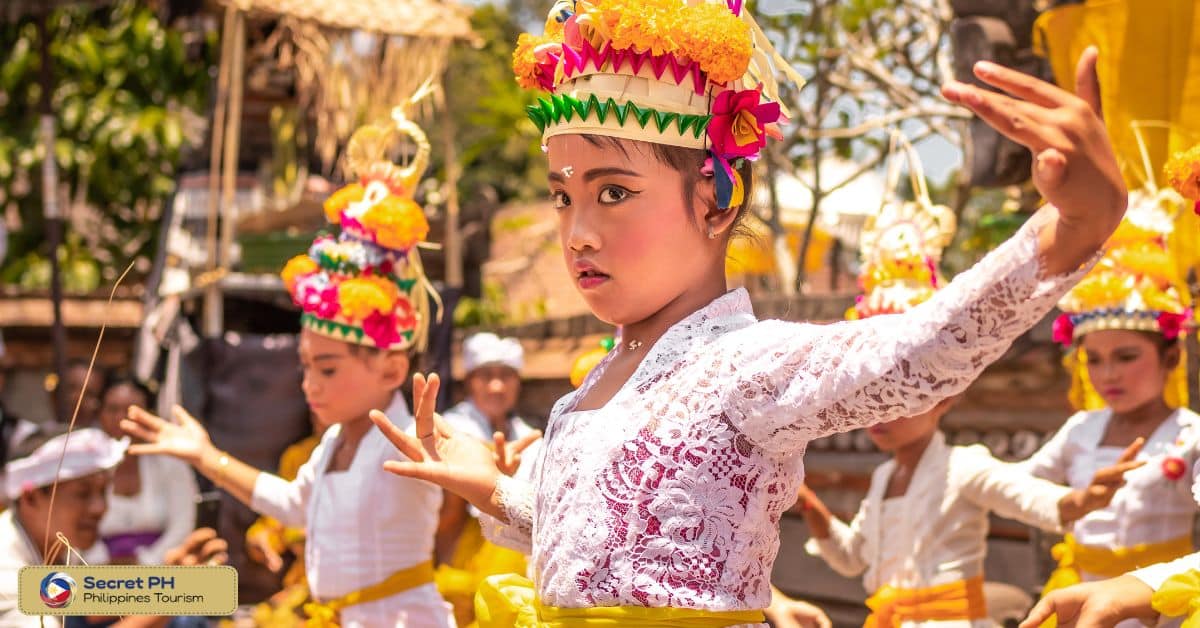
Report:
1039,534,1192,628
303,559,435,627
863,575,987,628
1152,568,1200,628
475,573,766,627
437,517,528,626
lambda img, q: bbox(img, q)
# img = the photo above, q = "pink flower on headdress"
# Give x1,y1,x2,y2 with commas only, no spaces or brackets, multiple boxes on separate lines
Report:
362,311,401,348
1158,310,1191,340
300,284,340,320
707,85,781,160
1052,313,1075,347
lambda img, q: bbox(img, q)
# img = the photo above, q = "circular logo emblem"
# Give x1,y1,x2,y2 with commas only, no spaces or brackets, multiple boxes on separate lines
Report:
39,572,76,609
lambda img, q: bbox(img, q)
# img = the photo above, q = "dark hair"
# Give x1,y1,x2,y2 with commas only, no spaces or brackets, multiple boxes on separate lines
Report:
65,358,109,391
0,402,16,468
579,135,755,238
100,374,155,409
347,343,413,361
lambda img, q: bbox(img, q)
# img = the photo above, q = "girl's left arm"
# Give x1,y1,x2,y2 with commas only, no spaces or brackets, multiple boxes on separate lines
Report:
726,213,1096,454
726,50,1126,455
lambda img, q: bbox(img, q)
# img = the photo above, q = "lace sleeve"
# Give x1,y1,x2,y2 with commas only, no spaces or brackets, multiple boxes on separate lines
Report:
479,475,535,554
725,218,1098,455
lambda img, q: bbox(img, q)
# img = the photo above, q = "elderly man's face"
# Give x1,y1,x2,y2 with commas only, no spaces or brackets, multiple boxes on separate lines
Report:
19,472,109,558
466,365,521,424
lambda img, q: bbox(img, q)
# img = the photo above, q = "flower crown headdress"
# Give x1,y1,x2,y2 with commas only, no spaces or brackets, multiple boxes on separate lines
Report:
513,0,804,209
847,133,957,320
281,105,440,352
1165,141,1200,215
1053,184,1192,348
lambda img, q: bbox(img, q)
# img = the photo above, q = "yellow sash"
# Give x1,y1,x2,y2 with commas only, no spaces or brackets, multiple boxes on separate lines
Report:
1152,568,1200,628
437,518,528,626
303,559,435,627
1039,534,1193,628
475,573,766,627
863,576,987,628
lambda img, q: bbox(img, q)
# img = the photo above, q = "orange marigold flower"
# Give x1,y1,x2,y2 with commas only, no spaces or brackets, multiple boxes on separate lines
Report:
359,196,430,251
323,184,363,224
1165,143,1200,199
514,33,556,90
337,276,399,321
676,2,751,84
280,255,318,293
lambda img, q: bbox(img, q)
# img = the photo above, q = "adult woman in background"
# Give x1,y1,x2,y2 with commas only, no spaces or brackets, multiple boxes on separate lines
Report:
88,375,199,565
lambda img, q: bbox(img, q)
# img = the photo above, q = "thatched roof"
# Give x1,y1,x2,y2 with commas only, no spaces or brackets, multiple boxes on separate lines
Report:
214,0,473,39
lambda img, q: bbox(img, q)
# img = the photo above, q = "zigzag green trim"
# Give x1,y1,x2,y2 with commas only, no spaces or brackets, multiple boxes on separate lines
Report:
526,94,711,140
302,313,365,342
301,313,415,344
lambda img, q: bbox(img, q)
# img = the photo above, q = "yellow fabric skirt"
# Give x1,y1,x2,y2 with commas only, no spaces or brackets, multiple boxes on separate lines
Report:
475,573,765,627
863,576,987,628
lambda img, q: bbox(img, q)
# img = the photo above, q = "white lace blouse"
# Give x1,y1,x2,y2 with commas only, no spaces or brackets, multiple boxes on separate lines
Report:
482,220,1095,616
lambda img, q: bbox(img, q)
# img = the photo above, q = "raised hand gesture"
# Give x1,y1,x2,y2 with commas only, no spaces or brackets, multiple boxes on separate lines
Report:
493,430,542,477
122,405,214,465
943,47,1127,274
371,373,507,519
1059,438,1145,525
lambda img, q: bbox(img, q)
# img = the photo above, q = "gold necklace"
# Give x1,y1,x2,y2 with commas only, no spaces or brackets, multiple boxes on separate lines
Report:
626,339,644,351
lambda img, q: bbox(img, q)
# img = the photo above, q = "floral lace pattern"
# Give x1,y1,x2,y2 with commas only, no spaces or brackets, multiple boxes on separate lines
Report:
484,220,1096,614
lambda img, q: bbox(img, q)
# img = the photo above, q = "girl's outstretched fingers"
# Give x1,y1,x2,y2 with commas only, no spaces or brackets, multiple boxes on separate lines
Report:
370,409,427,463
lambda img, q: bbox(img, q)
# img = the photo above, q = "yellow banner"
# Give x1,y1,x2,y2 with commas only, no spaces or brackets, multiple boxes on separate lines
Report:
18,566,237,617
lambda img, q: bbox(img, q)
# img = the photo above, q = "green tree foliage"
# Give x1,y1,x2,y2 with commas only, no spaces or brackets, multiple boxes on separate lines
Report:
428,3,547,208
0,1,214,290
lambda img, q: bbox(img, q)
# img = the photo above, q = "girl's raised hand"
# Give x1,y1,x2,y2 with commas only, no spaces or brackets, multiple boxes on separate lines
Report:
943,47,1126,256
371,373,507,518
493,430,542,477
122,405,214,465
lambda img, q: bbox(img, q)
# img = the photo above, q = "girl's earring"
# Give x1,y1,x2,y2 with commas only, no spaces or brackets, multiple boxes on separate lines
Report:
707,226,718,239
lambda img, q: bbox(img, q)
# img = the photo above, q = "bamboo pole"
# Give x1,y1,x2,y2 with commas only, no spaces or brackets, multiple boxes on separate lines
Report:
37,13,69,421
217,11,246,303
442,89,463,289
202,6,238,337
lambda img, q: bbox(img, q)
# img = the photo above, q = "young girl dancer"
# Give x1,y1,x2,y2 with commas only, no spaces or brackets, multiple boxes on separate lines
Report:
1019,194,1199,628
371,0,1128,622
123,115,455,627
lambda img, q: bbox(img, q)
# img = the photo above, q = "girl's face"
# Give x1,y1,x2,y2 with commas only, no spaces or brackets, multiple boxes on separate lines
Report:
546,135,724,325
298,329,408,425
866,408,941,452
99,384,149,440
1081,329,1176,413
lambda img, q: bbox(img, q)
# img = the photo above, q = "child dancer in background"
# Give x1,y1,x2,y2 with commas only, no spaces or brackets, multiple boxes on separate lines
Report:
1018,194,1200,628
123,115,455,627
784,169,1143,627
